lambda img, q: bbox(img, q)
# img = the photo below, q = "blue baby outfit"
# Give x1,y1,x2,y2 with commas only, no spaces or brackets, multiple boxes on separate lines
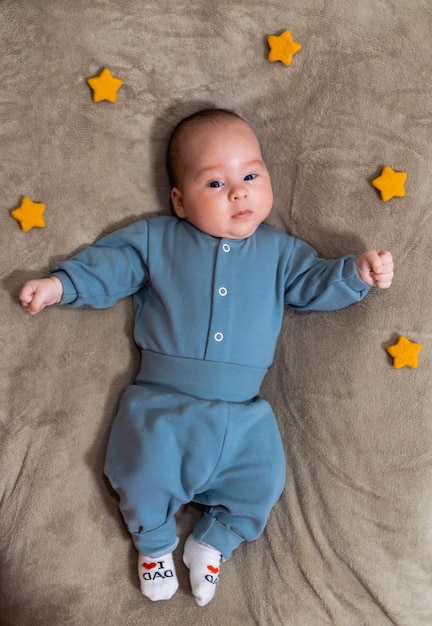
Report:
53,216,370,559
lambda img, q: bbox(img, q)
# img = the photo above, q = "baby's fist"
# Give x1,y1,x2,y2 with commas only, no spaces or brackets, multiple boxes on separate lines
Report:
356,250,394,289
20,276,63,314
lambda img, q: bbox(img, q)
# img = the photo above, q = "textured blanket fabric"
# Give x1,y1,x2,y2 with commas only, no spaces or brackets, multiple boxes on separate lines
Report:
1,1,432,624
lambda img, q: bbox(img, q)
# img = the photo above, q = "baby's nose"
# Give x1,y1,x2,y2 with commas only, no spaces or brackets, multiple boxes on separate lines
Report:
229,185,248,201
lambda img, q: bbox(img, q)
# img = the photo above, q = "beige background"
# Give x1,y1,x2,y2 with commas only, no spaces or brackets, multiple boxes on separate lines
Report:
1,1,432,624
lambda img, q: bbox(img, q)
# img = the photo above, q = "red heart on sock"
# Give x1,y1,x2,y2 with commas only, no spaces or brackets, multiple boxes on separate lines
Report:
207,565,219,574
142,562,157,570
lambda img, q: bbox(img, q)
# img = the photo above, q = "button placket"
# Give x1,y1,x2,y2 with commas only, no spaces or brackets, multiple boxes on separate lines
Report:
214,241,230,342
205,240,234,357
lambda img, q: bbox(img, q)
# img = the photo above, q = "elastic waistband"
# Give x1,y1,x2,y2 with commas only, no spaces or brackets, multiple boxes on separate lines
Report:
136,350,267,402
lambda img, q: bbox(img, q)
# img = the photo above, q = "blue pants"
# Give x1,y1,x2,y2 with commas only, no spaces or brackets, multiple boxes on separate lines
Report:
105,384,286,560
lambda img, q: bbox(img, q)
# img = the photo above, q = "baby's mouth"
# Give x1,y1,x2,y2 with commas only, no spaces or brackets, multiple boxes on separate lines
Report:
232,209,252,219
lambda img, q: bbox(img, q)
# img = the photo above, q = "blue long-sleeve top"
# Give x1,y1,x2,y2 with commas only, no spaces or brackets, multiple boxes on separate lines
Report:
52,216,370,402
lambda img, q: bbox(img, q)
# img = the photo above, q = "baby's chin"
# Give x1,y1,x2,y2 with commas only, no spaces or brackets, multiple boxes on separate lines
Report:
182,215,266,240
206,227,261,240
206,220,266,241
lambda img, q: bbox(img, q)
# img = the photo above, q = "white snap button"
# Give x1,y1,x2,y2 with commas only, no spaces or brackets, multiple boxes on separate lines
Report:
218,287,228,296
222,243,231,252
214,332,224,342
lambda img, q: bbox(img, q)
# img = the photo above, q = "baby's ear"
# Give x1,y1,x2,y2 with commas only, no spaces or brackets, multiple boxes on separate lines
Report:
171,187,186,218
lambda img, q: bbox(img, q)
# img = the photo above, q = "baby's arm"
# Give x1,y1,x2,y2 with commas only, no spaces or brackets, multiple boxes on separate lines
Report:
19,276,63,314
355,250,394,289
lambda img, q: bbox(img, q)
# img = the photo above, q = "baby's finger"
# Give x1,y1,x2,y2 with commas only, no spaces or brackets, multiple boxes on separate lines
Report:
19,285,35,306
367,250,383,274
377,250,393,265
28,293,47,314
373,272,393,288
375,280,392,289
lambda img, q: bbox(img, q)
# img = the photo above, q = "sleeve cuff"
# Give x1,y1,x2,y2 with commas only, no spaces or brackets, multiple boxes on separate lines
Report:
51,271,78,305
345,256,371,293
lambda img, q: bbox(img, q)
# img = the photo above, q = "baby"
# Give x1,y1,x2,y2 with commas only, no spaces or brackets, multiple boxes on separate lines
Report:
20,108,394,606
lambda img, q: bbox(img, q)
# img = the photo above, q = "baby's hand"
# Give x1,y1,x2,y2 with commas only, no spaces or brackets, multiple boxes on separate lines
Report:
356,250,394,289
19,276,63,314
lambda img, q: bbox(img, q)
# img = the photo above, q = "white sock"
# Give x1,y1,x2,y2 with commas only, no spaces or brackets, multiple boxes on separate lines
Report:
138,551,179,601
183,534,222,606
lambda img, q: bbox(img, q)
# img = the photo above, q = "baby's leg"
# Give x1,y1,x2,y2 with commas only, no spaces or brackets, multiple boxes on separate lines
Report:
138,552,178,601
183,535,222,606
187,398,286,605
105,385,231,602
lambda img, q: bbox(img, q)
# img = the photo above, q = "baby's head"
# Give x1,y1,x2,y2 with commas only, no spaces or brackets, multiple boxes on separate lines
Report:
166,109,273,240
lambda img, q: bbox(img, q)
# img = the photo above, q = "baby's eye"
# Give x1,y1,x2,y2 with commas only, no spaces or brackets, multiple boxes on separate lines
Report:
244,174,256,181
209,181,223,188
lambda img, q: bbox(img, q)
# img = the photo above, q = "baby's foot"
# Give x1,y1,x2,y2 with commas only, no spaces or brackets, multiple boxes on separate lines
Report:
138,552,179,601
183,534,222,606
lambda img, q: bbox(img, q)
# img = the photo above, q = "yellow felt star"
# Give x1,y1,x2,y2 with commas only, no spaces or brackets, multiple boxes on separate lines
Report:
387,335,422,369
11,196,46,232
371,166,407,202
87,68,123,103
267,30,301,66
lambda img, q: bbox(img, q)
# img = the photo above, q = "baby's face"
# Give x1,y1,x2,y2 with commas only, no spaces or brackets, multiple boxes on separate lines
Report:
171,118,273,239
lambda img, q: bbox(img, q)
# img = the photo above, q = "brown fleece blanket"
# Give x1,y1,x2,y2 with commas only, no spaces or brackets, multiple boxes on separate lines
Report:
2,1,432,624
